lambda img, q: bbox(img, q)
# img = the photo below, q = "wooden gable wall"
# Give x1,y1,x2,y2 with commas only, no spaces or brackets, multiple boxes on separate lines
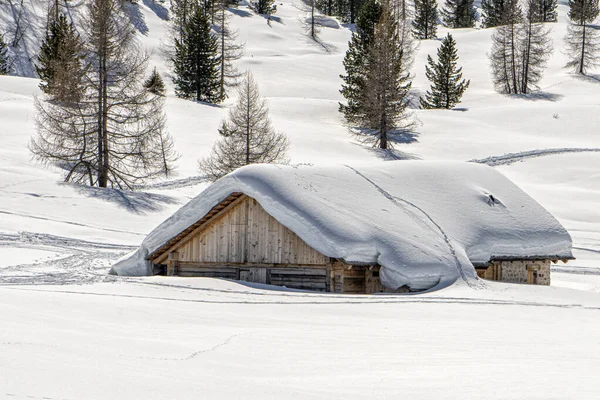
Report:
173,196,329,266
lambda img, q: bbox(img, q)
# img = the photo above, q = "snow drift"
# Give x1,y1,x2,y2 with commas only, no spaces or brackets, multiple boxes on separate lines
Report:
112,161,573,290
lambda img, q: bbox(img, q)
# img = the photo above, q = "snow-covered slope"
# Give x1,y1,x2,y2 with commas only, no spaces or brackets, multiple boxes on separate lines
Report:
1,1,599,398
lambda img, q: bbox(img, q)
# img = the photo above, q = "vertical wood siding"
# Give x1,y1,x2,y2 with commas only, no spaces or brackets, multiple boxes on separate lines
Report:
176,196,329,265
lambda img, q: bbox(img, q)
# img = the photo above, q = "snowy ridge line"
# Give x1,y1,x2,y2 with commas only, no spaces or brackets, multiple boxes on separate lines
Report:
469,148,600,166
343,165,478,289
7,287,600,310
0,210,147,236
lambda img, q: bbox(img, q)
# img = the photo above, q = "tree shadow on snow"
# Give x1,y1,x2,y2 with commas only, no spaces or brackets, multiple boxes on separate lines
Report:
143,0,170,21
305,36,338,53
574,73,600,85
73,185,179,214
229,8,253,18
512,91,564,102
123,1,149,35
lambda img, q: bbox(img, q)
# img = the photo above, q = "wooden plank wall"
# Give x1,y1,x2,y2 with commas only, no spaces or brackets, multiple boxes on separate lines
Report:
176,197,329,266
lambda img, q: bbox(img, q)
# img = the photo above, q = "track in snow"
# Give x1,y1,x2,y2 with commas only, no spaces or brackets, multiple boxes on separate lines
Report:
0,232,136,285
469,148,600,166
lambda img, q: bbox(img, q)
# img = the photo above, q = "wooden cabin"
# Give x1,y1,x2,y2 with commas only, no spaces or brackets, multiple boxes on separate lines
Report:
148,193,406,294
112,162,574,292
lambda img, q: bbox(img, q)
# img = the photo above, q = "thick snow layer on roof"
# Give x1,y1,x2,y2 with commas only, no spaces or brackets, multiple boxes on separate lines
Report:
111,161,573,290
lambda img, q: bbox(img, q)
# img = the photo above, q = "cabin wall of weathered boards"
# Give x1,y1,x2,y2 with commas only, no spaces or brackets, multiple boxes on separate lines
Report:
158,195,407,293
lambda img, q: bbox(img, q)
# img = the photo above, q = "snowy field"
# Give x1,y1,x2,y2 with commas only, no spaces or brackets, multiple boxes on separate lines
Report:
0,0,599,398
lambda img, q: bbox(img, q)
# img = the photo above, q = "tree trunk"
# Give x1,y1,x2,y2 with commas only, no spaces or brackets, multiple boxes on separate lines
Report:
246,80,251,164
580,22,586,74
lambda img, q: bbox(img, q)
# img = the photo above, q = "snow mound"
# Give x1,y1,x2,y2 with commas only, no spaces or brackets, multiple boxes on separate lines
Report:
111,161,573,290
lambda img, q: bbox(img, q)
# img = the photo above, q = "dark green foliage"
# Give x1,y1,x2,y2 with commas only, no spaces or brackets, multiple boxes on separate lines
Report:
252,0,277,15
528,0,558,22
0,32,9,75
340,1,413,149
172,6,222,103
339,0,382,123
441,0,477,28
565,0,600,74
420,33,469,109
36,14,85,102
144,67,166,96
412,0,438,39
315,0,365,23
481,0,505,27
568,0,600,23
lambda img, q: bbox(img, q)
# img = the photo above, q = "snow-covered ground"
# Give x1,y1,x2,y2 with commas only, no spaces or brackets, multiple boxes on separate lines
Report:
0,0,599,398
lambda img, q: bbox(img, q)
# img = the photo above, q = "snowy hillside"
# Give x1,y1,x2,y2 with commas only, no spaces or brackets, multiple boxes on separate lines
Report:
0,0,599,398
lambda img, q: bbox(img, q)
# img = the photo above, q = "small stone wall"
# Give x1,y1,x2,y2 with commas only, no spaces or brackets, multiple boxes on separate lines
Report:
484,260,551,285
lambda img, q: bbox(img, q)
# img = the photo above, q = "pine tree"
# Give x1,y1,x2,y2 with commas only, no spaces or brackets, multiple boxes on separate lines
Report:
420,33,469,109
171,0,199,40
0,32,9,75
565,0,600,74
481,0,506,28
172,5,222,103
30,0,178,188
198,71,289,181
357,1,413,149
529,0,558,22
144,67,166,96
339,0,382,125
412,0,438,39
252,0,277,15
36,14,85,103
441,0,477,28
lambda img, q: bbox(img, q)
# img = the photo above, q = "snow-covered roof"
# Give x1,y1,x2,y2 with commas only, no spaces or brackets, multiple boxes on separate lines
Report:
112,161,573,290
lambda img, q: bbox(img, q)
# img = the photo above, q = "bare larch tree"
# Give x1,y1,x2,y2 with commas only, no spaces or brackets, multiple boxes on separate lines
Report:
31,0,178,188
199,71,290,181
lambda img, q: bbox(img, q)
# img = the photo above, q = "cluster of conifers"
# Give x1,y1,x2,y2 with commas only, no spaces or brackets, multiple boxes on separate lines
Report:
2,0,597,188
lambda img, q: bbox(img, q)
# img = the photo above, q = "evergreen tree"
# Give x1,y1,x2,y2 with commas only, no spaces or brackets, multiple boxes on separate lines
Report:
420,33,469,109
529,0,558,22
0,32,9,75
144,67,166,96
198,71,289,181
565,0,600,74
252,0,277,15
354,1,413,149
36,14,85,103
171,0,200,40
30,0,178,188
412,0,438,39
481,0,506,28
441,0,477,28
339,0,382,124
568,0,599,22
172,5,222,103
